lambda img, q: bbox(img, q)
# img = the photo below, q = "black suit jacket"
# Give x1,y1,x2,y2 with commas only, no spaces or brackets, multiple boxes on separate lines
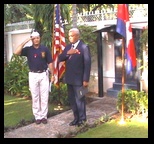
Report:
58,40,91,85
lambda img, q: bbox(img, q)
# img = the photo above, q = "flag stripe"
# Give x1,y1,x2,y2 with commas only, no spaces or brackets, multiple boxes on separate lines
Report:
52,4,66,87
116,4,136,74
116,19,126,38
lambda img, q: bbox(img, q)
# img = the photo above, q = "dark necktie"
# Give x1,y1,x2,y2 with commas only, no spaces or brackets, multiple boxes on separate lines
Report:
69,44,74,59
72,44,74,49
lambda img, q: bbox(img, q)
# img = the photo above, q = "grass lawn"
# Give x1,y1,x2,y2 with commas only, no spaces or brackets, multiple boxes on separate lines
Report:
4,95,148,138
74,116,148,138
4,95,69,128
4,95,33,127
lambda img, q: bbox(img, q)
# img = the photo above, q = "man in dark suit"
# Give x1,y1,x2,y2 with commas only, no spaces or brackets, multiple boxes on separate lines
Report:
58,28,91,127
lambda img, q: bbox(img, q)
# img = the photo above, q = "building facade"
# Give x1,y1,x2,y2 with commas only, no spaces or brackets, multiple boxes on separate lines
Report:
4,4,148,96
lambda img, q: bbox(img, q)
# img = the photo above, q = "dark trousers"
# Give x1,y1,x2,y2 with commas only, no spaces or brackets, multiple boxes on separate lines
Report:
67,84,86,122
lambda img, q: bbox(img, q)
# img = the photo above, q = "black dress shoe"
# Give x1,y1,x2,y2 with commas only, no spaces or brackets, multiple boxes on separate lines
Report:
35,119,41,125
69,119,78,126
77,120,86,127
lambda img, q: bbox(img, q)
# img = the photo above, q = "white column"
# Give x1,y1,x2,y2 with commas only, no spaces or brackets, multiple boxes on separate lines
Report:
7,33,13,62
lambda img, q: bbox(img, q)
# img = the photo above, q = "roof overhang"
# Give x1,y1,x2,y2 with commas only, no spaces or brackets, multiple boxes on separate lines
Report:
93,22,148,33
131,23,148,29
93,25,116,33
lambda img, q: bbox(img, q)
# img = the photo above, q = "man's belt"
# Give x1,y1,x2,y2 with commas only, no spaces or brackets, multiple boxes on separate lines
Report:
30,70,46,73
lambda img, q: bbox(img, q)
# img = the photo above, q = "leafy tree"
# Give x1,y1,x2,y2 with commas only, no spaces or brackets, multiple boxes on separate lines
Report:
76,4,114,13
140,29,148,52
4,4,34,26
32,4,71,49
138,29,148,71
72,4,77,28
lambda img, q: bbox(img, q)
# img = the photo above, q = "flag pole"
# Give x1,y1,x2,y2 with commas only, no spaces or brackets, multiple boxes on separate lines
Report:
116,4,136,124
52,4,62,110
52,4,66,110
52,6,55,54
121,37,125,122
57,4,62,109
57,54,62,108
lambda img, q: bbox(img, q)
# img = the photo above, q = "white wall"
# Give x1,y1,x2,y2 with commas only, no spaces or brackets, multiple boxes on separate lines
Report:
102,32,115,92
88,32,115,93
89,55,98,94
5,29,32,62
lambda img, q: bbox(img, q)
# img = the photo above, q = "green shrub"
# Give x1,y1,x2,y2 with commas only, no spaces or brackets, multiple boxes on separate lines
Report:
4,54,31,97
117,89,148,115
137,91,148,115
49,83,69,106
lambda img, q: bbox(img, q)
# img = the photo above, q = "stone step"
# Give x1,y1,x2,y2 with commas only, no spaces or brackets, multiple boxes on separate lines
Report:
107,88,120,98
113,82,137,90
107,82,138,98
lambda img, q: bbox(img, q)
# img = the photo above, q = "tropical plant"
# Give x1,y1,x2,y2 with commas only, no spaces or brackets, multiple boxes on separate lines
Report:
117,89,148,116
138,28,148,74
72,4,77,28
32,4,71,49
4,54,30,97
49,83,69,106
4,4,34,25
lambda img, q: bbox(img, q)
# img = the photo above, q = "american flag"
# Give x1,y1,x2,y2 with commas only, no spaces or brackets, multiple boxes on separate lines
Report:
116,4,136,74
52,4,66,87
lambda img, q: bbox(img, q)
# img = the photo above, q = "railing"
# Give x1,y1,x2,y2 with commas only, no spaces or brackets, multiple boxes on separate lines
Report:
5,4,148,32
78,8,147,21
5,20,35,32
76,5,148,25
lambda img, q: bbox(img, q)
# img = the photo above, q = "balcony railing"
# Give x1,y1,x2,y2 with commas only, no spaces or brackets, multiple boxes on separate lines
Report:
77,7,147,23
5,4,148,32
5,20,35,32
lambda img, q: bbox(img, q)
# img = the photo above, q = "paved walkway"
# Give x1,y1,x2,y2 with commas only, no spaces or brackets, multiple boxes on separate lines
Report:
4,95,118,138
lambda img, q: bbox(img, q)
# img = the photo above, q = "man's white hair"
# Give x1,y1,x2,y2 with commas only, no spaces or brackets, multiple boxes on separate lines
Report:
69,28,80,35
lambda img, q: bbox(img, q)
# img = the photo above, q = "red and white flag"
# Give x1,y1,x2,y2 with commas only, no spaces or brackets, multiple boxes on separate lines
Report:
52,4,66,87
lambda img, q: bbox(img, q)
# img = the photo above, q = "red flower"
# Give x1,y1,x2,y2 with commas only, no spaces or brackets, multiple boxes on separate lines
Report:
76,49,80,54
34,54,37,58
